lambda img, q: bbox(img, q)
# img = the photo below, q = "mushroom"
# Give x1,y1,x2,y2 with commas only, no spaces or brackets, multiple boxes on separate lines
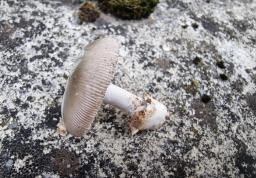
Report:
62,37,168,137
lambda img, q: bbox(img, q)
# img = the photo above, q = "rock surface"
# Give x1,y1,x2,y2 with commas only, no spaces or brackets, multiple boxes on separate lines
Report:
0,0,256,177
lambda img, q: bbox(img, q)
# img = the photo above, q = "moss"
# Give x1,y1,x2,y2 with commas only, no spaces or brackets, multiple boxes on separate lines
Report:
98,0,159,20
79,2,100,23
184,80,199,95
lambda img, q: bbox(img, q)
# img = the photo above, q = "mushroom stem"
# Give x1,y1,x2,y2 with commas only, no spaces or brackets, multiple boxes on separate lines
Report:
103,84,137,114
103,84,168,135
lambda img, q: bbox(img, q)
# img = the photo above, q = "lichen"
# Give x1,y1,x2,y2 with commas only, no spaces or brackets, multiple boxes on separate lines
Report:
50,149,79,177
98,0,159,20
78,2,100,23
184,80,199,95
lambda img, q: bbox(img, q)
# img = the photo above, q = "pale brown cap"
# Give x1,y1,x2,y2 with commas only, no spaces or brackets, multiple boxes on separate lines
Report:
62,37,119,137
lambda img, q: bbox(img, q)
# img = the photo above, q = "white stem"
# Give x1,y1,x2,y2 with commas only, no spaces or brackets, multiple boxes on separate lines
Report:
103,84,137,114
103,84,168,135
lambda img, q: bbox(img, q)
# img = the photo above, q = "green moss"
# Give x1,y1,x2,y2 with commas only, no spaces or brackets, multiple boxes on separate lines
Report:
98,0,159,20
79,2,100,23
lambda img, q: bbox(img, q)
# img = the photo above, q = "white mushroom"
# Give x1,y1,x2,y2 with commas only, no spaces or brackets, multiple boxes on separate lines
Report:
62,37,168,137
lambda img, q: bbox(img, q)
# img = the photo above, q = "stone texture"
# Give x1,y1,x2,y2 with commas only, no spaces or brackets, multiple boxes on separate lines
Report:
0,0,256,177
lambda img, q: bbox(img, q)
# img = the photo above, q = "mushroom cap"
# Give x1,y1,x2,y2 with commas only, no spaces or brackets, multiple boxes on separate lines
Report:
62,37,119,137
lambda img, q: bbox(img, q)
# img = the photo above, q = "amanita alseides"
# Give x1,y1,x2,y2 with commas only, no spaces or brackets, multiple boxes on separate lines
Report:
62,37,168,137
